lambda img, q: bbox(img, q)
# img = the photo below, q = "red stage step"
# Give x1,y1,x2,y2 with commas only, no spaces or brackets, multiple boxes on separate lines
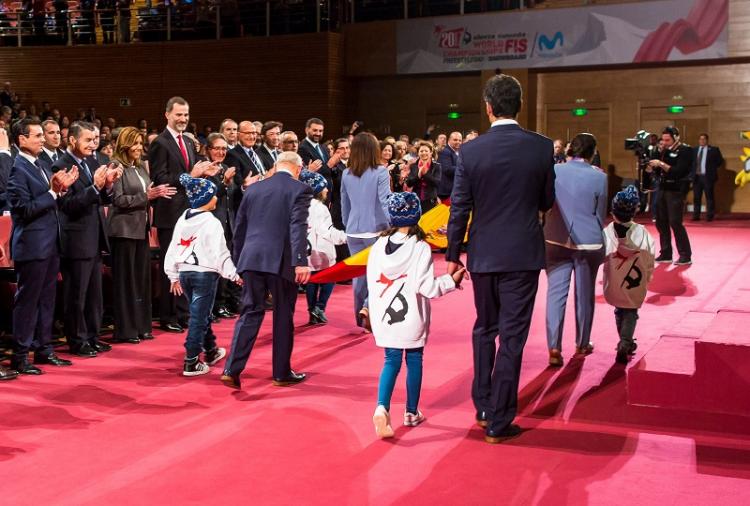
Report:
628,309,750,416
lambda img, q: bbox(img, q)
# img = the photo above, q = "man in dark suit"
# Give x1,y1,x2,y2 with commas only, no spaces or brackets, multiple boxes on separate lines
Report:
53,121,122,357
0,126,12,212
149,96,206,332
446,75,555,444
255,121,282,172
437,130,462,201
692,133,723,222
298,117,342,197
7,119,78,374
90,126,111,166
225,120,265,216
221,152,313,390
38,119,65,167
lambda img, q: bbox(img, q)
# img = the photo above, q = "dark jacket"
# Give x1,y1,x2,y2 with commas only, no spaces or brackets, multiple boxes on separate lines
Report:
447,123,556,273
149,129,197,229
255,144,278,173
405,160,442,211
692,144,724,182
659,142,693,192
437,147,459,198
108,163,150,240
298,137,333,199
233,171,312,282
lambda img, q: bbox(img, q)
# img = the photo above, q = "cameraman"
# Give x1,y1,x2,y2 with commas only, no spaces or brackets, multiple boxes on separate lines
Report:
647,126,692,265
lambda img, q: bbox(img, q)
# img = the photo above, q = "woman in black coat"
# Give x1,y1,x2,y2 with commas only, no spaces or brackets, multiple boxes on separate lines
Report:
404,140,442,213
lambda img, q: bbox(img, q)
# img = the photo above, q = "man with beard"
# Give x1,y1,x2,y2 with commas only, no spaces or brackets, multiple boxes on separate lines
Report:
298,118,342,202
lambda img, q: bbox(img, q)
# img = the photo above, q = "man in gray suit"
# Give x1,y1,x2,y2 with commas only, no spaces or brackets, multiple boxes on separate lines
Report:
543,133,608,367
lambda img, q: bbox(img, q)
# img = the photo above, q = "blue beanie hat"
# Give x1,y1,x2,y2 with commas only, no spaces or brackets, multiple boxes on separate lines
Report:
299,169,328,195
179,173,217,209
612,185,640,221
388,192,422,227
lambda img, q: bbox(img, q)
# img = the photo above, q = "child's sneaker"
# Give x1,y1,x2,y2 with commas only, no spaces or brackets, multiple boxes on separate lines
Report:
204,347,226,366
403,410,426,427
183,357,210,377
373,405,394,438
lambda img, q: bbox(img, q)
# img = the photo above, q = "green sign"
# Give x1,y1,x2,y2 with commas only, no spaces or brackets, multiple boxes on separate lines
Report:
572,108,588,117
447,111,461,120
667,105,685,114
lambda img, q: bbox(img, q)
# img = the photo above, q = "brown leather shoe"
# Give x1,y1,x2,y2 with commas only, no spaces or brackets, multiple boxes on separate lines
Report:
548,348,563,367
220,374,241,390
475,411,489,428
575,343,595,356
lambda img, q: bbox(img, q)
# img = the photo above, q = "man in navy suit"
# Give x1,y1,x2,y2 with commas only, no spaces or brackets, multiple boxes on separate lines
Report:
298,117,342,200
437,131,462,201
221,152,313,390
6,119,79,374
692,133,724,222
446,75,556,444
52,121,121,357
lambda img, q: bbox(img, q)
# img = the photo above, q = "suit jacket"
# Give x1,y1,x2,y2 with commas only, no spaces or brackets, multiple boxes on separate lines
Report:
52,152,111,259
298,138,333,196
225,145,263,216
38,148,65,168
233,171,312,282
255,144,278,173
543,160,608,249
6,155,60,261
405,160,442,207
90,150,111,166
693,145,723,182
446,123,555,273
437,147,459,197
0,151,12,211
148,129,196,229
206,162,236,233
108,163,151,240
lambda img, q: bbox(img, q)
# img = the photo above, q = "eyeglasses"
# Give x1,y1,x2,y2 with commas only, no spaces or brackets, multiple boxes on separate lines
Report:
239,131,257,135
209,146,227,151
283,140,299,145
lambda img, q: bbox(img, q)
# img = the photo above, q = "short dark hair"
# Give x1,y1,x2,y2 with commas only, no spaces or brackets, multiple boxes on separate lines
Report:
261,121,283,136
12,118,41,146
306,117,324,128
68,121,96,141
166,96,188,112
699,132,709,140
335,137,349,149
566,133,597,160
662,126,679,139
41,119,59,131
483,74,522,118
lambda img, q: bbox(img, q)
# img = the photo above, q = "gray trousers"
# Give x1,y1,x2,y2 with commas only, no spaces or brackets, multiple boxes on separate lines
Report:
615,307,638,349
347,235,378,328
545,244,605,351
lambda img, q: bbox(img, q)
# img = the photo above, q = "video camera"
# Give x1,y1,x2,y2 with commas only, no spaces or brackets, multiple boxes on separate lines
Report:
624,130,658,192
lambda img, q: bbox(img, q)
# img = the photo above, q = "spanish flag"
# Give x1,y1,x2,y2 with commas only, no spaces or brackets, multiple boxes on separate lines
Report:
309,203,453,284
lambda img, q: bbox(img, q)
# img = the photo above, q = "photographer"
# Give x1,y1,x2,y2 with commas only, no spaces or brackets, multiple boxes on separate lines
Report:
647,126,692,265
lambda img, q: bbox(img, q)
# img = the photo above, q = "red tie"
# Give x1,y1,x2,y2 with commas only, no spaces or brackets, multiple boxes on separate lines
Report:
177,134,189,169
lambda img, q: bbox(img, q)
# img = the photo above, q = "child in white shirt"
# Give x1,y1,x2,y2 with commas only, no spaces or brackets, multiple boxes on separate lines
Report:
603,185,655,364
367,192,465,438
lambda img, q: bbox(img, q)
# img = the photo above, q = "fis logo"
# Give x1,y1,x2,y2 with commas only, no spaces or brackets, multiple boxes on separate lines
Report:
538,31,564,51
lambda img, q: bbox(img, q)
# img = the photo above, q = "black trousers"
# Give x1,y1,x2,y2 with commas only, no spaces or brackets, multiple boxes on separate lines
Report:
12,256,59,362
61,255,103,348
157,228,188,325
656,189,692,259
471,270,540,433
111,237,152,340
692,175,715,220
224,271,298,379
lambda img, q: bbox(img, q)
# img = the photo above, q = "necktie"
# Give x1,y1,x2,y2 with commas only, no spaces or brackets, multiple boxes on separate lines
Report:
315,144,325,160
699,147,706,175
34,160,50,184
253,151,265,175
79,158,93,182
271,149,278,162
52,152,57,162
177,134,189,168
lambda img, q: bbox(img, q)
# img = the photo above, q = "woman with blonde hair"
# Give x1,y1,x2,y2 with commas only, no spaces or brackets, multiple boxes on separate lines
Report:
108,127,175,344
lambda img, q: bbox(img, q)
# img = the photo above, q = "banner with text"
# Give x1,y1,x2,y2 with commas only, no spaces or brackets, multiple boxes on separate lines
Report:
396,0,728,74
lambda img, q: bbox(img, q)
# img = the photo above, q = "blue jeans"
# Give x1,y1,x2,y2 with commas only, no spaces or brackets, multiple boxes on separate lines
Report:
179,271,219,359
347,235,378,326
306,281,334,311
377,347,424,414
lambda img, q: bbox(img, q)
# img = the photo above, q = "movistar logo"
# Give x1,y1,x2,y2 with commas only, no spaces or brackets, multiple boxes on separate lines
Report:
538,32,563,51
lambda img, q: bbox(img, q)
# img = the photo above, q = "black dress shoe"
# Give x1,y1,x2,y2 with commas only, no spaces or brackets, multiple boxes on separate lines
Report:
475,410,489,428
113,336,141,344
485,424,522,444
159,323,184,333
655,254,673,264
93,342,112,353
69,342,97,357
272,370,306,386
178,319,190,329
220,374,241,390
0,365,19,380
11,362,44,375
138,333,154,341
34,353,73,366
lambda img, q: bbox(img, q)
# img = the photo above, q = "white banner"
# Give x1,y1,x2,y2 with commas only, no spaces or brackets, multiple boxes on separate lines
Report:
396,0,728,74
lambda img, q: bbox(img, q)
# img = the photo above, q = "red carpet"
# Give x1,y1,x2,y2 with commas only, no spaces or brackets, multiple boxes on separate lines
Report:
3,219,750,505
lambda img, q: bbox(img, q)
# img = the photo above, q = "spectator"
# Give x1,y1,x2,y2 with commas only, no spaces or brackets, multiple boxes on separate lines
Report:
437,131,461,201
404,140,441,213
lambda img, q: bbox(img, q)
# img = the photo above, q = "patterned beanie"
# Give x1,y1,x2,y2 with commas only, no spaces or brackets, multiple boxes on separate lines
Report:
612,185,640,221
299,169,328,195
179,173,217,209
388,192,422,227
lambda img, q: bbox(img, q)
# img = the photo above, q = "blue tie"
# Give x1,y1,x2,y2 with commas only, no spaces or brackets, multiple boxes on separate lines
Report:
79,158,93,182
